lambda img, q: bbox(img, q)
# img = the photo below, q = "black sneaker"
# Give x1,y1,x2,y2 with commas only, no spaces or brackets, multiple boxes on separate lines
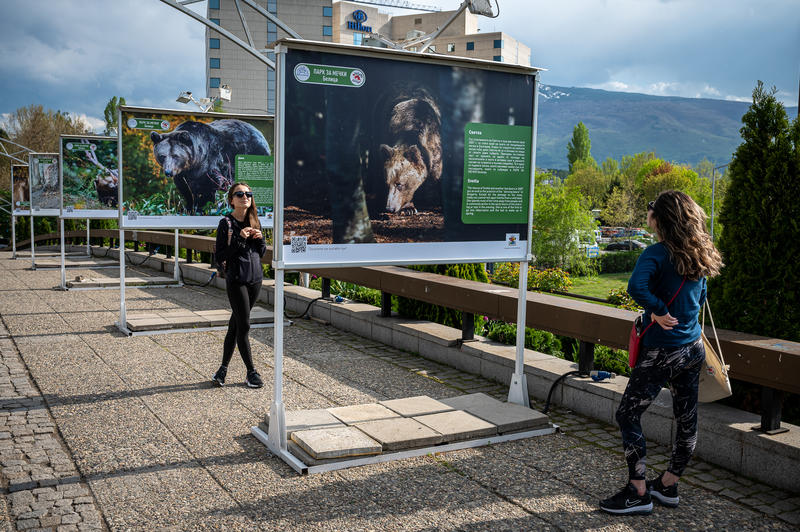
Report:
599,483,653,515
246,370,263,388
648,473,679,507
212,366,227,387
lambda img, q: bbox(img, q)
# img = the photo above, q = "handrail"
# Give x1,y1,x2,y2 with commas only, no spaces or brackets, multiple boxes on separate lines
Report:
17,229,800,396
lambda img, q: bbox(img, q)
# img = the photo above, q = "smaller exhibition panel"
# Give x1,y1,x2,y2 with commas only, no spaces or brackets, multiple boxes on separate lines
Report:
11,164,30,215
118,106,275,230
28,153,60,216
60,135,119,219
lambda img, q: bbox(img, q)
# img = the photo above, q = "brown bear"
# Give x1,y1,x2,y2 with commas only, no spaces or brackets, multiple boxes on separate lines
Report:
380,91,442,215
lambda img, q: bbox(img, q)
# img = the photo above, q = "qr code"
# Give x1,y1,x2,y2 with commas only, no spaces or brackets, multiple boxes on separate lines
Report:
290,236,307,253
127,210,139,220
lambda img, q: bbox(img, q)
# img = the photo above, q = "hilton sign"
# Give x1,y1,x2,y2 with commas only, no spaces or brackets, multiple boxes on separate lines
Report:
347,9,372,33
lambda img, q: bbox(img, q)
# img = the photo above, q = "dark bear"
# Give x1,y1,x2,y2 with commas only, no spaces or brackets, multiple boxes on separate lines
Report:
150,120,270,213
378,89,442,215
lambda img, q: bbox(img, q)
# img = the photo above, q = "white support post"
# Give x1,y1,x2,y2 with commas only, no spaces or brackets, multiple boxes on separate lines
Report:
174,229,180,283
507,261,530,406
118,229,127,330
30,216,35,270
86,219,91,256
60,218,66,290
268,268,287,452
11,215,16,259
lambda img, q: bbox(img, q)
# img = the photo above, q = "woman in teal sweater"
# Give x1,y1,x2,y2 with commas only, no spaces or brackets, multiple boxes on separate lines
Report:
600,190,723,515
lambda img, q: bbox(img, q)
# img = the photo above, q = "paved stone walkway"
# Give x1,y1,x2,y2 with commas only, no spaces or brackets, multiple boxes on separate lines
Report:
0,252,798,531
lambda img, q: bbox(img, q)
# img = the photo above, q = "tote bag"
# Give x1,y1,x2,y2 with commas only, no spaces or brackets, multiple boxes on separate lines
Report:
698,300,732,402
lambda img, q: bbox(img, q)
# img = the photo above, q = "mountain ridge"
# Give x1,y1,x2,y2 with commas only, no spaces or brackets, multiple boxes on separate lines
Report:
535,84,799,170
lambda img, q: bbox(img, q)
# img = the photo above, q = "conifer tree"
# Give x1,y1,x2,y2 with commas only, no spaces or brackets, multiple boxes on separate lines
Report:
711,82,800,341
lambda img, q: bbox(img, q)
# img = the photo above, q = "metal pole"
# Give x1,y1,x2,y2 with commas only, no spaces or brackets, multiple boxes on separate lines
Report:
30,215,35,270
119,229,127,331
11,214,15,259
86,219,91,256
508,261,530,407
268,268,287,451
174,229,180,283
711,163,728,241
60,218,66,290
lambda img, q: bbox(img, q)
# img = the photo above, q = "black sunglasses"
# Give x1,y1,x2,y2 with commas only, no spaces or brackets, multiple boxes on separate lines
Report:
647,200,656,211
233,191,253,198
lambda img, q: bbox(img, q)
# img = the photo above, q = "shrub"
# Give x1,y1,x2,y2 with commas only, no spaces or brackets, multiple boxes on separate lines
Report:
607,287,642,311
485,321,563,356
599,249,642,273
593,345,632,377
491,264,572,292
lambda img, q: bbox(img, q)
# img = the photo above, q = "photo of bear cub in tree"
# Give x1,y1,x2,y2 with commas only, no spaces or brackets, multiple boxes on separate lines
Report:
121,109,273,217
282,50,533,246
11,165,29,211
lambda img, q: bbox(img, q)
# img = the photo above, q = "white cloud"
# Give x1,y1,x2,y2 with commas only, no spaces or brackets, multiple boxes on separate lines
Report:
73,114,106,133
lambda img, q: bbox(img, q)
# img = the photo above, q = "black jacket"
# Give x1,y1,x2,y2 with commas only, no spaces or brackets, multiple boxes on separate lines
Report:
215,214,267,284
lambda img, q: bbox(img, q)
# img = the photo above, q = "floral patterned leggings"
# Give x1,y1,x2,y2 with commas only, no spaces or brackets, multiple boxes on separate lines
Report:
616,338,706,481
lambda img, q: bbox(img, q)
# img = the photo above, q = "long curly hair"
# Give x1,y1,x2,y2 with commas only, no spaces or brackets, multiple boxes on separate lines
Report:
651,190,723,280
227,182,261,231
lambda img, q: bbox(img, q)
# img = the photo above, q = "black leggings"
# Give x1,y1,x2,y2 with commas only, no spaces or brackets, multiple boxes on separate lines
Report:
616,338,705,481
222,281,261,372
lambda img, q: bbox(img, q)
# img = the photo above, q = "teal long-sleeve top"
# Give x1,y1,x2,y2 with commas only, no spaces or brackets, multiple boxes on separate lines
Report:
627,242,707,348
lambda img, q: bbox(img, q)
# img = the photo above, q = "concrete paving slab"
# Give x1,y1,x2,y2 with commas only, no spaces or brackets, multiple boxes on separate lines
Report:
413,410,497,442
126,316,172,331
379,395,455,417
266,408,345,436
441,393,550,433
250,308,274,324
66,276,177,288
328,403,401,425
354,417,443,451
291,426,382,459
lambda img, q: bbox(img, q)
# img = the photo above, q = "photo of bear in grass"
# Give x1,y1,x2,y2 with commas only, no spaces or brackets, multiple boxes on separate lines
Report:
379,88,442,215
150,120,271,213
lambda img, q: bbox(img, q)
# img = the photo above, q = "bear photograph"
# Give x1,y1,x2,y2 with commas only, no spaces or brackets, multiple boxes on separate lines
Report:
61,136,119,213
29,154,60,211
282,47,534,255
120,108,273,220
11,165,30,212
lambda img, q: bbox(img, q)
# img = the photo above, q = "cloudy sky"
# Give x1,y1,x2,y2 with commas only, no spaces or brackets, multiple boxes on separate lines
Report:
1,0,797,133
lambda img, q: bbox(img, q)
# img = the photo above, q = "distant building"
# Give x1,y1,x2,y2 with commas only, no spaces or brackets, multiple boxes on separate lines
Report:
206,0,530,114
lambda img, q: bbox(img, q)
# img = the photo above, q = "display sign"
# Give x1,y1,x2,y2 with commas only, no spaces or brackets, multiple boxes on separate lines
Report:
11,164,30,215
28,153,60,216
118,106,274,229
60,135,119,218
277,41,539,267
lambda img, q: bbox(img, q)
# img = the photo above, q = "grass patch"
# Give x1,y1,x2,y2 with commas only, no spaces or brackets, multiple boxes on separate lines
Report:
569,272,631,299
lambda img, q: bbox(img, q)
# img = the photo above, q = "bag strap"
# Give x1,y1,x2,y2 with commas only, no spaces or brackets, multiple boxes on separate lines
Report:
702,299,726,366
640,277,686,337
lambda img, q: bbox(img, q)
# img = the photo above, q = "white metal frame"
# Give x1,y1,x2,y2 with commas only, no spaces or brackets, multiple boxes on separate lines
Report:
262,39,542,472
252,424,557,475
27,152,61,270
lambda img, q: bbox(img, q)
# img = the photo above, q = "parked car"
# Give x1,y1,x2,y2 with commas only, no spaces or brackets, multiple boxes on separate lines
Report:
605,240,647,251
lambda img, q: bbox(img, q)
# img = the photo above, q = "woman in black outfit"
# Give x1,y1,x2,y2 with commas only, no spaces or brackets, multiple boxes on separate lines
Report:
213,182,267,388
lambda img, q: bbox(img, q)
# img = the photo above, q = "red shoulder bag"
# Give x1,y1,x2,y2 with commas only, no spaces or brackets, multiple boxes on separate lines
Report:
628,278,686,368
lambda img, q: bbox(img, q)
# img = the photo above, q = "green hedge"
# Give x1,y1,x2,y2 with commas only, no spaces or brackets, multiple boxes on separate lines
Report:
599,250,642,273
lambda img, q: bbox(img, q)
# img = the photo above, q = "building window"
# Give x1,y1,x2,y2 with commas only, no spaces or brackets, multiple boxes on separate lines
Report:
353,32,363,45
209,0,219,9
209,18,220,25
323,6,332,17
322,25,332,36
494,39,504,49
429,45,436,52
209,38,220,49
267,22,276,32
209,77,221,88
493,55,503,62
414,17,422,24
267,1,277,13
210,58,220,69
447,43,455,52
466,41,474,51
